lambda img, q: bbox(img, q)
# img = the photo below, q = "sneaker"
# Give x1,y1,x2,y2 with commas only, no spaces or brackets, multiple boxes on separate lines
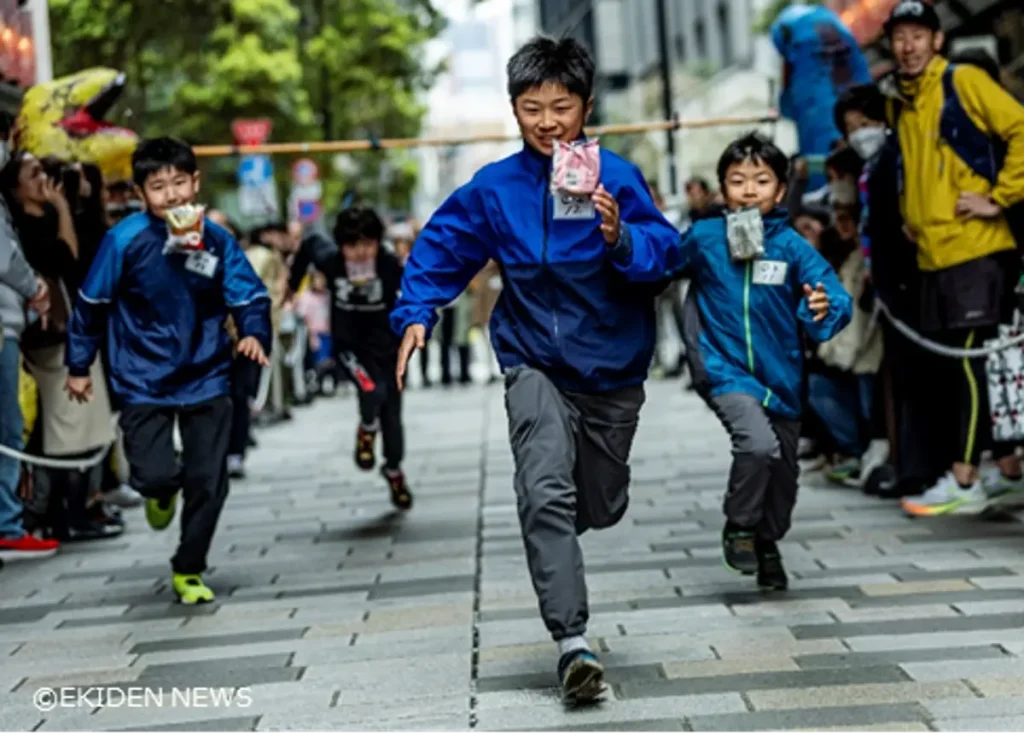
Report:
145,493,179,531
900,473,989,517
0,533,59,560
383,468,413,511
797,437,818,460
981,468,1024,510
172,573,215,605
355,424,377,471
722,523,757,575
799,454,828,474
860,440,890,484
227,454,246,480
102,484,144,508
756,539,788,591
557,649,604,703
59,522,124,543
826,456,862,487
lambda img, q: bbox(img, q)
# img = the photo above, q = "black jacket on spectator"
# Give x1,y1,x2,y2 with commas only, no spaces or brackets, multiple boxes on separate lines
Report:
864,134,918,324
14,203,79,350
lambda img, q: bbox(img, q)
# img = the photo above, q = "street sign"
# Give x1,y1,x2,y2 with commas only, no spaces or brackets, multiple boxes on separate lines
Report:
238,155,273,187
232,118,273,146
291,158,318,186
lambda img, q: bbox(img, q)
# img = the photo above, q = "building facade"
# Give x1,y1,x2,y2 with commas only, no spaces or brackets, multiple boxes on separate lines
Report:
536,0,794,202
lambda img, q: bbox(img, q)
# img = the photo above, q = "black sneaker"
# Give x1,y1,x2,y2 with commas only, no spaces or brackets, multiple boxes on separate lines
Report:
355,425,377,471
557,649,604,703
722,523,757,575
382,468,413,511
756,539,788,591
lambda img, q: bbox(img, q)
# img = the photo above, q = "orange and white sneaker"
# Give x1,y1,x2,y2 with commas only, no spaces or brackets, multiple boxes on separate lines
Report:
900,473,988,517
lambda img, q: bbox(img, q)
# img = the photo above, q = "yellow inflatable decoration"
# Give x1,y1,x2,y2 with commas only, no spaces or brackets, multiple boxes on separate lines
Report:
13,68,138,182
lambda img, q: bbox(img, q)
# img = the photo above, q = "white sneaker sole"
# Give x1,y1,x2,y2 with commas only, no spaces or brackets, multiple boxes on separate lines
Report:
0,547,59,561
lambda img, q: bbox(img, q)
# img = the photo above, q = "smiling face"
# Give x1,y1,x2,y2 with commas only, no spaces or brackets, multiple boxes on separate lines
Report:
137,166,200,220
513,82,592,156
891,25,943,78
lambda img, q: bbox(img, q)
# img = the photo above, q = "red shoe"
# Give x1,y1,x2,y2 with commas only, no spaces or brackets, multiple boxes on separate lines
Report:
355,424,377,471
0,533,60,560
382,468,413,511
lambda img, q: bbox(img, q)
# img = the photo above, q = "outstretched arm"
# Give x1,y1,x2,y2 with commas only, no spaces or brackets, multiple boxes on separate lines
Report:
606,165,694,281
221,230,273,363
66,230,122,377
794,236,853,342
389,183,493,338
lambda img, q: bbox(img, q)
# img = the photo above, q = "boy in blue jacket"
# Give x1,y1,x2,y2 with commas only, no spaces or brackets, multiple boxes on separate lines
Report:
620,132,852,591
65,137,272,605
391,37,679,701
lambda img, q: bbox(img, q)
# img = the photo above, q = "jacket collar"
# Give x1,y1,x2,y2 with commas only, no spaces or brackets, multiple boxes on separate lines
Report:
763,207,791,238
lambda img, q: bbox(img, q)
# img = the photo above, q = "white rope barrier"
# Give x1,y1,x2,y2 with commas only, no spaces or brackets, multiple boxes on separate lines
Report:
874,298,1024,359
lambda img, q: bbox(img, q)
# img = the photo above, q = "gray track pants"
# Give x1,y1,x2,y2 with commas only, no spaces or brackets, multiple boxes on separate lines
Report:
709,392,800,541
504,365,644,641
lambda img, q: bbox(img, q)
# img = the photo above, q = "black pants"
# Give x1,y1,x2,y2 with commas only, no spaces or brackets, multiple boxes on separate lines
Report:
120,397,232,575
926,326,1015,469
355,356,404,470
229,358,259,458
440,307,470,384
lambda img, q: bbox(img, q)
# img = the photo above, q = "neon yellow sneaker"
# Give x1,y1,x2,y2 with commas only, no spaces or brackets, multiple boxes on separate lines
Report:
172,574,215,605
145,493,178,531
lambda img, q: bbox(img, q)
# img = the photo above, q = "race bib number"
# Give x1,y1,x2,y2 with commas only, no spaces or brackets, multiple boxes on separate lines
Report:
184,251,218,278
752,260,788,286
553,192,596,220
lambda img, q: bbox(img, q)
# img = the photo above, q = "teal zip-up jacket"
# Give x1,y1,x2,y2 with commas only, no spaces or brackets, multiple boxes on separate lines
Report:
611,207,852,419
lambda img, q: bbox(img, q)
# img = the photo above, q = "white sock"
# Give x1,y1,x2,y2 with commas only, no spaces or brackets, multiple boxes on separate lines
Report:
557,635,590,656
361,421,380,432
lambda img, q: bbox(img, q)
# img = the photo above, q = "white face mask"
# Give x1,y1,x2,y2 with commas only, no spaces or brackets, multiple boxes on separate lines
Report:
848,126,886,161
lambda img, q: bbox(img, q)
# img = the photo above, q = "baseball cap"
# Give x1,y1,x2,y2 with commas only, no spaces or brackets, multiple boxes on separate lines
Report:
884,0,941,35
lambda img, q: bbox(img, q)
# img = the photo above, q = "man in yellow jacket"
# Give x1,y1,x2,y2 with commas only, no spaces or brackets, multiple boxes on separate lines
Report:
880,0,1024,516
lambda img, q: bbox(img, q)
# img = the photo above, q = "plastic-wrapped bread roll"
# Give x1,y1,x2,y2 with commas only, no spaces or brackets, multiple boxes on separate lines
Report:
551,139,601,195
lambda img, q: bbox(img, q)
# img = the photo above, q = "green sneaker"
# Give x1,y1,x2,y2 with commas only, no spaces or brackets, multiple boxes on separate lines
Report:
826,457,861,486
145,493,178,531
172,574,215,605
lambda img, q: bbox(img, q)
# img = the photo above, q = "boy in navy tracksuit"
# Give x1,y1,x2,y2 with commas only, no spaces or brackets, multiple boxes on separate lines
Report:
649,133,852,591
65,137,272,604
391,37,679,701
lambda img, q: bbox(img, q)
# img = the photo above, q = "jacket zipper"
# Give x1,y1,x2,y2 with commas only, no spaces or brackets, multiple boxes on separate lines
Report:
744,261,754,373
541,184,560,345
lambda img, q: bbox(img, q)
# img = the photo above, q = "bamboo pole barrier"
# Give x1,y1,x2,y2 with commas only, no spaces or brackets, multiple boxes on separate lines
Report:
192,112,780,157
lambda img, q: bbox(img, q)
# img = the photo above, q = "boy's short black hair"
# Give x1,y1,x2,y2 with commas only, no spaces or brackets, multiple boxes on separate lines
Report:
716,132,789,188
506,35,595,103
825,145,864,178
833,84,887,138
131,136,197,188
334,206,384,246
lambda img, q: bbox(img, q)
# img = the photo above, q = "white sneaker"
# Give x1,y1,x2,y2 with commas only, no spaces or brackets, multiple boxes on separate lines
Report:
860,440,890,482
981,467,1024,509
102,484,144,508
227,455,246,478
799,455,828,474
900,473,988,517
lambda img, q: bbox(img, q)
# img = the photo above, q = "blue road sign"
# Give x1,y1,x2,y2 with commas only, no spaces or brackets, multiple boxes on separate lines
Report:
238,155,273,187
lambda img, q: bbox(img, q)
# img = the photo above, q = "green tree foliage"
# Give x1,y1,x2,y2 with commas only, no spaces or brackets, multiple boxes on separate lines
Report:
48,0,446,212
753,0,825,34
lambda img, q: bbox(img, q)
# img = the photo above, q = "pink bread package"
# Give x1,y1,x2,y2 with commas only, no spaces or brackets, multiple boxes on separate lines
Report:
551,139,601,195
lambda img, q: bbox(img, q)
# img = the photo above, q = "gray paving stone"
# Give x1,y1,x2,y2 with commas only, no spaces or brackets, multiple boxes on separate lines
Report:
688,703,927,731
616,664,909,699
791,613,1024,640
933,715,1024,731
796,645,1011,669
518,718,686,731
129,628,307,655
114,716,259,731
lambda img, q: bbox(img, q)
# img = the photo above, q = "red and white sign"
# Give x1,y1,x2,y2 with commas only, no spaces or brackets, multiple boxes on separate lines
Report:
231,118,273,146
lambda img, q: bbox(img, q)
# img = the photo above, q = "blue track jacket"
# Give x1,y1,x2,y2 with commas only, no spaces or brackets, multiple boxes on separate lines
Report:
390,145,680,393
615,208,853,419
65,212,272,408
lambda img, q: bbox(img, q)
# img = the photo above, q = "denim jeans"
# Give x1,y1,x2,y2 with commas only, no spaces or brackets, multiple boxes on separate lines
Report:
0,338,25,538
807,372,875,458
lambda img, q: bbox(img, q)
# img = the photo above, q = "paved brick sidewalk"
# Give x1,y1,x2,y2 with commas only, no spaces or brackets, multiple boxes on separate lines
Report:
3,381,1024,731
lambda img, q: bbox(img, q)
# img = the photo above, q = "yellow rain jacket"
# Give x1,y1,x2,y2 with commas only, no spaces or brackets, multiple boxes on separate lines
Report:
889,56,1024,272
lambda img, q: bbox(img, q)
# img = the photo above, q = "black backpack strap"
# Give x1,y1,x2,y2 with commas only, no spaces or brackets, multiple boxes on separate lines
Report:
939,63,1002,184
